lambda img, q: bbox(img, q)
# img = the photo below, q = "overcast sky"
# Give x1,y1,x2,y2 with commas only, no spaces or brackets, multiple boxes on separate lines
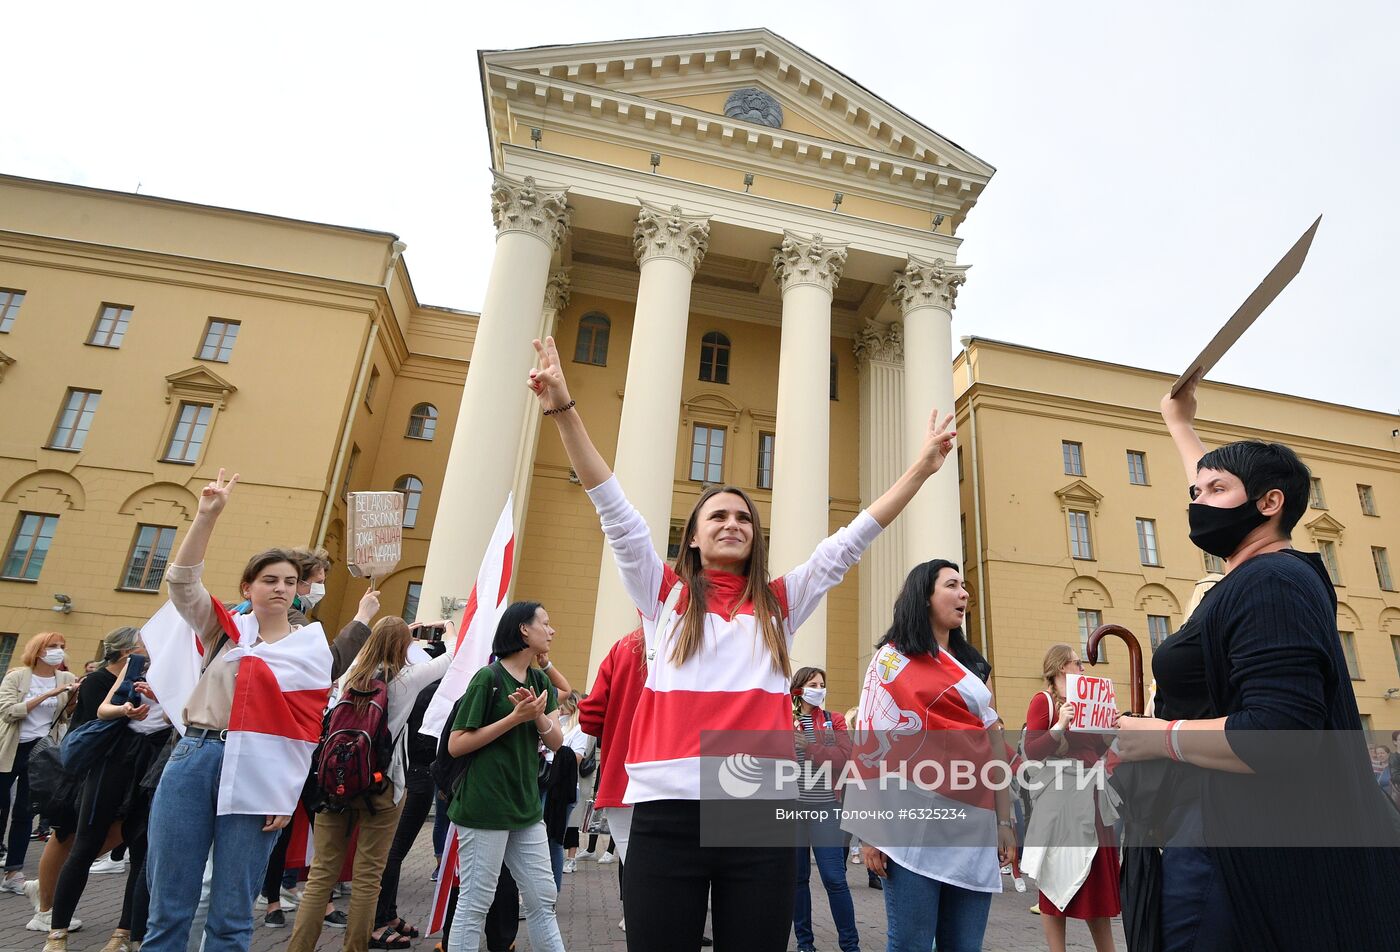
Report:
6,1,1396,415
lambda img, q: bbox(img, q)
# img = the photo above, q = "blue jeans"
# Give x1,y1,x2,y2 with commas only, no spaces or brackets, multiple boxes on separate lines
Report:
883,858,992,952
794,806,860,951
433,793,452,858
448,822,564,952
1161,810,1238,952
0,738,37,872
142,735,279,952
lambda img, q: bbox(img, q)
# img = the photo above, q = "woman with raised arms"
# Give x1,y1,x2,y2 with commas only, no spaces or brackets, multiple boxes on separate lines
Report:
529,335,954,951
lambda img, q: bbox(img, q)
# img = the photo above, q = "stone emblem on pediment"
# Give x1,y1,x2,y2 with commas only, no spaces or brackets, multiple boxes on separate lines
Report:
724,87,784,128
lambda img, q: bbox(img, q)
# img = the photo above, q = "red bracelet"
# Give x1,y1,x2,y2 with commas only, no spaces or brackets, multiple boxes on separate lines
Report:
1165,720,1183,762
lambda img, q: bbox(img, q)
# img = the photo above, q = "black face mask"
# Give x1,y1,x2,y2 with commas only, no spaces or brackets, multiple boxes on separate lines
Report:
1188,498,1268,559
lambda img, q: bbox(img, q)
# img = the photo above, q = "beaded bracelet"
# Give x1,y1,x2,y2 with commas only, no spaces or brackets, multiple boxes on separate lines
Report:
543,399,576,416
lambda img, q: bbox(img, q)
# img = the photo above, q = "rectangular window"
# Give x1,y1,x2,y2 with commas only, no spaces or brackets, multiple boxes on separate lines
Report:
1204,552,1226,574
345,444,361,489
1358,484,1378,516
1136,518,1161,566
197,319,240,362
0,288,25,333
1127,451,1149,485
1318,540,1342,585
1392,635,1400,680
1147,614,1171,649
667,523,684,560
1374,547,1394,591
756,431,775,490
1078,609,1106,663
690,424,725,483
0,633,17,671
1339,631,1360,679
957,448,964,482
1067,510,1093,560
163,402,213,463
961,514,968,563
364,367,380,411
1062,441,1084,476
1309,477,1326,509
121,524,177,591
403,582,421,623
829,354,838,401
48,389,101,451
3,512,58,581
88,304,133,348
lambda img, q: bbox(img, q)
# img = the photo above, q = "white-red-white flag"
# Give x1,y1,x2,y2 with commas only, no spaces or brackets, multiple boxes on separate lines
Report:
419,495,516,740
428,828,459,935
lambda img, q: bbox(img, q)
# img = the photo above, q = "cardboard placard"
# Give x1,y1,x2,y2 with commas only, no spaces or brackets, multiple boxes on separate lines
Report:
347,491,405,579
1065,673,1119,733
1171,215,1322,396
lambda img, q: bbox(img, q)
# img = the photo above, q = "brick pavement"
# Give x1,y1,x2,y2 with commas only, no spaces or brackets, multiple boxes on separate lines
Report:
0,819,1125,952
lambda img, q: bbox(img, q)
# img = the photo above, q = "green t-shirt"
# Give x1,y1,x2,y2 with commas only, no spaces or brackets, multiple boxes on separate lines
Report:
447,662,558,830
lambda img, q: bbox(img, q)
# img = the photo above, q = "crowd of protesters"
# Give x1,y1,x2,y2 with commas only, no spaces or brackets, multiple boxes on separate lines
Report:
2,345,1399,952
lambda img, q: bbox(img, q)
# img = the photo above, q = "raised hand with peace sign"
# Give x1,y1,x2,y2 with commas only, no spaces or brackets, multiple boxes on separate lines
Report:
531,336,612,489
196,467,240,518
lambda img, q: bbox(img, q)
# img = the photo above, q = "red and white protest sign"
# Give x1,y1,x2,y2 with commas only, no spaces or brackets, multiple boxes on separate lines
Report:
1065,673,1119,733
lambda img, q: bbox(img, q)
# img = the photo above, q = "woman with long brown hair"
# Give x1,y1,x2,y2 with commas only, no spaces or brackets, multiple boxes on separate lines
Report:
287,615,451,952
1021,643,1118,952
530,334,955,950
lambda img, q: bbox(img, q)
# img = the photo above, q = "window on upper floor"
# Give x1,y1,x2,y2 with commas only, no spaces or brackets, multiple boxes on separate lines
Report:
88,303,133,348
163,402,213,464
699,332,730,384
1147,614,1171,649
395,475,424,529
406,403,438,440
1339,631,1360,679
1127,450,1149,486
690,424,725,483
48,389,101,451
1079,609,1106,663
756,431,775,490
403,582,422,623
0,288,25,333
573,313,610,366
1374,546,1394,591
1063,441,1084,477
197,319,240,362
1204,552,1226,574
1358,484,1378,517
3,512,58,581
1318,540,1342,586
1309,477,1327,509
829,353,838,401
1136,518,1161,566
364,366,380,411
1067,510,1093,560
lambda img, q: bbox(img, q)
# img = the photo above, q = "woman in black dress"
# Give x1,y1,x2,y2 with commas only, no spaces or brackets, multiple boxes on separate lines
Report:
1114,372,1400,951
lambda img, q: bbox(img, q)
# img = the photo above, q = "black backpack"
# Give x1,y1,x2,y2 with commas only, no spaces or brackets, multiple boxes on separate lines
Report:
431,661,511,798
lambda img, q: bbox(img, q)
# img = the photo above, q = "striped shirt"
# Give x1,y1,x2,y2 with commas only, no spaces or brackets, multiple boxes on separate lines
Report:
796,712,839,802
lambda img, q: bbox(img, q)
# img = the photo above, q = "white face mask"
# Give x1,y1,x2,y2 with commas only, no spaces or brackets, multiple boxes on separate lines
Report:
42,648,66,667
300,582,325,610
802,686,827,708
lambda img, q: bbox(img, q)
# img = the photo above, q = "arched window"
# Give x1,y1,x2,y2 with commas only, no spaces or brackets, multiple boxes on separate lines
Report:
699,331,731,384
406,403,438,440
394,475,423,529
573,313,610,366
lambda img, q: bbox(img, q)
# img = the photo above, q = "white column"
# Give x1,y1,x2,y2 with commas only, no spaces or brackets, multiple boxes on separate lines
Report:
507,269,570,595
892,256,968,572
769,231,848,670
585,203,710,683
854,319,906,690
420,173,570,621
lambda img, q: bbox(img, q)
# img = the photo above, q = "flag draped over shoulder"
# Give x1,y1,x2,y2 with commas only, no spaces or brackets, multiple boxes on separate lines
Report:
141,594,331,817
419,495,516,741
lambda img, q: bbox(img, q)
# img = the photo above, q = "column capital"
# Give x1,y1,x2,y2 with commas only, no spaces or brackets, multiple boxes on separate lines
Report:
633,202,711,272
772,231,848,295
890,256,970,314
543,268,572,313
852,318,904,366
490,172,571,249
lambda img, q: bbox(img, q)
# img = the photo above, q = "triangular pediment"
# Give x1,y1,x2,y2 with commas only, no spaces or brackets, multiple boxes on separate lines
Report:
481,29,994,199
1055,479,1104,512
1305,512,1346,537
165,366,238,408
0,348,13,384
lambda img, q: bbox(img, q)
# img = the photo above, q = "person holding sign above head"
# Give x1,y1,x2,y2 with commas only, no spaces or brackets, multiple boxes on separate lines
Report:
1111,374,1400,952
529,334,958,952
1020,644,1118,952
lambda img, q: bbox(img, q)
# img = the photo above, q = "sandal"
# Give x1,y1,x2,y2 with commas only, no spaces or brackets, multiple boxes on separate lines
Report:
389,919,420,938
369,928,411,950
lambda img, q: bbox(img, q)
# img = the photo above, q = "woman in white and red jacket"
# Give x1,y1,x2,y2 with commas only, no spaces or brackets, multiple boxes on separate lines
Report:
790,666,858,952
530,335,955,951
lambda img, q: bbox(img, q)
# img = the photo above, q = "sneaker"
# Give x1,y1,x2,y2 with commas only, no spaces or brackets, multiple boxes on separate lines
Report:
1000,863,1012,875
429,867,438,882
701,937,713,948
575,850,595,861
868,874,883,891
849,850,861,864
91,855,129,875
264,910,286,929
279,888,301,910
28,913,81,933
562,858,577,874
618,918,626,932
324,911,349,929
43,933,67,952
1030,902,1042,915
25,879,41,912
99,930,134,952
31,830,50,841
0,874,26,895
1014,876,1027,893
597,852,615,864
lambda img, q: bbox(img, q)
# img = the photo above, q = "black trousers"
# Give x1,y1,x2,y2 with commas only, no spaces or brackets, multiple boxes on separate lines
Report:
439,864,518,952
52,755,140,930
623,800,794,952
375,768,435,926
262,823,294,903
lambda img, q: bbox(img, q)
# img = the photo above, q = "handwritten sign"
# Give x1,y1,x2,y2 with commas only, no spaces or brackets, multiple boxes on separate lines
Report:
1065,673,1119,733
347,491,405,579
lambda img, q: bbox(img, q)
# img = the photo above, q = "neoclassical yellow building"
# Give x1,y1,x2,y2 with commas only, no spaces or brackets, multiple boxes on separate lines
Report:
2,30,1396,731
